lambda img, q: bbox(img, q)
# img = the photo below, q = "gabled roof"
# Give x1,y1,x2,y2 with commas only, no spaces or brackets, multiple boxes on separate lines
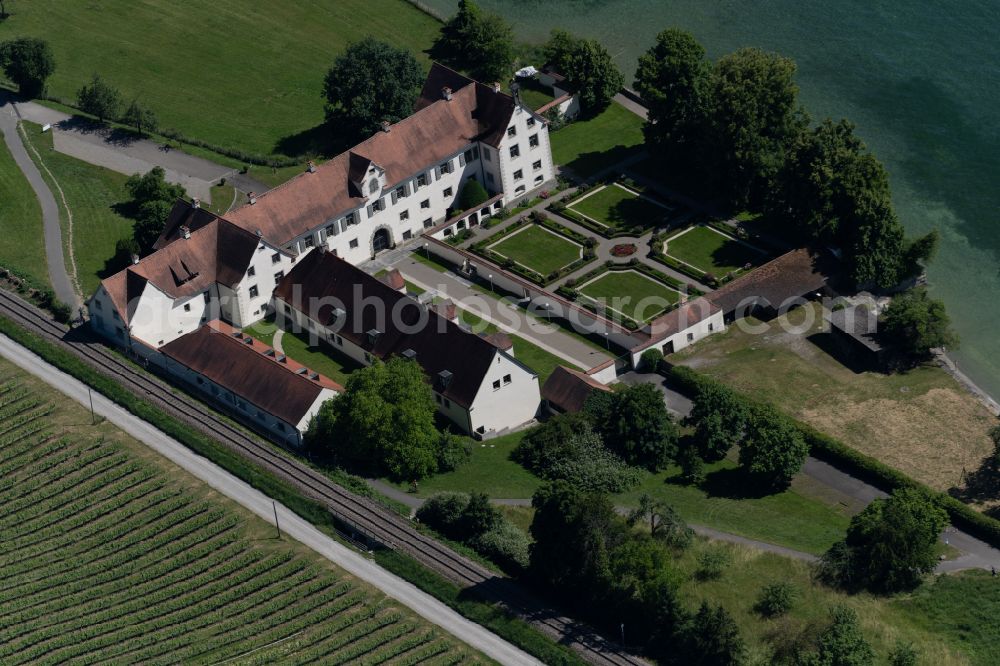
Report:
541,365,611,413
274,249,530,408
707,248,832,316
100,205,260,323
225,63,516,246
160,320,340,426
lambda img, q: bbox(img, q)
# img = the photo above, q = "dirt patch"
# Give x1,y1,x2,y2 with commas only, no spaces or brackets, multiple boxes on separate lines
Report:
802,388,994,492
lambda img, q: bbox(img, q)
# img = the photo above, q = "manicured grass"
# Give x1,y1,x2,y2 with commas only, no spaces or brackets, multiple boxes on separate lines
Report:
21,121,133,296
207,183,236,216
507,79,554,112
0,0,441,158
665,225,763,276
0,358,482,664
490,224,581,275
673,304,997,492
244,321,362,386
550,102,645,178
569,184,668,232
579,269,679,323
0,126,46,287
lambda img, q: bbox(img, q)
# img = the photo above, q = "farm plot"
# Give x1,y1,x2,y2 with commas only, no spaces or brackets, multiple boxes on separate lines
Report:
0,362,482,665
578,269,681,324
664,225,764,277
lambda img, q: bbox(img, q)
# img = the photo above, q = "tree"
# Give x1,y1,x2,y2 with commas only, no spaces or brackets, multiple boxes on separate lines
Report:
686,382,748,462
888,642,919,666
76,74,121,124
0,37,55,97
123,99,158,136
845,197,907,289
132,199,174,253
634,28,711,156
125,166,185,253
126,165,185,206
585,383,679,471
626,493,693,549
457,178,489,211
543,29,622,115
738,404,808,490
433,0,513,83
323,37,423,137
880,287,958,362
307,357,441,481
676,602,747,666
797,606,874,666
754,581,798,618
820,488,948,594
706,47,807,207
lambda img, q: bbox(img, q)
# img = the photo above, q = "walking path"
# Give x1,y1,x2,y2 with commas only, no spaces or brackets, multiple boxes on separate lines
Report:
0,332,541,666
13,99,268,202
0,94,79,310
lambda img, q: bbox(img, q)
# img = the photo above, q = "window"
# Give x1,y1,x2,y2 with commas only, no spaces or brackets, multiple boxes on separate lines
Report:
492,379,501,390
687,333,695,342
437,160,452,177
513,169,523,180
534,175,544,184
326,223,337,237
368,178,379,194
274,422,284,432
115,327,124,339
93,299,102,310
483,148,492,162
248,285,259,298
423,217,433,228
394,185,406,200
503,374,512,385
708,323,714,332
247,266,256,277
402,229,412,240
366,198,385,216
509,144,520,158
507,126,516,137
349,239,359,249
345,212,357,226
274,270,284,281
304,236,314,248
527,116,536,127
334,334,343,346
399,210,409,221
416,173,427,188
486,172,494,184
463,148,475,164
420,199,430,209
183,303,191,312
443,187,453,198
458,152,466,167
271,252,280,264
515,184,526,194
529,133,539,148
533,160,543,171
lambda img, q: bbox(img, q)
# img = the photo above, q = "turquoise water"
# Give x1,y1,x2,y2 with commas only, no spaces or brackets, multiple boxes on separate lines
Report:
423,0,1000,399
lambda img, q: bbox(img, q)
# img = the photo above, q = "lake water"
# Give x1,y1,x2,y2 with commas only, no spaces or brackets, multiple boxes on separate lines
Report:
421,0,1000,400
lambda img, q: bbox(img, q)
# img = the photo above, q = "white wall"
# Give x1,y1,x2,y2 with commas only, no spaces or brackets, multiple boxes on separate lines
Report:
228,240,297,327
629,310,726,367
467,351,539,435
495,105,556,203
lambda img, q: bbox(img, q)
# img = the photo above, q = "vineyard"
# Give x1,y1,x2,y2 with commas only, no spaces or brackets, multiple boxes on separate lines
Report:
0,361,483,665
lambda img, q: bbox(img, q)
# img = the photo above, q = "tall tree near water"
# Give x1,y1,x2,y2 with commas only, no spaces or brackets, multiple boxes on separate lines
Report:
433,0,514,83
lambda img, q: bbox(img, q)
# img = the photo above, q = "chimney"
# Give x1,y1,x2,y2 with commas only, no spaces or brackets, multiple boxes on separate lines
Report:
380,120,391,133
130,253,140,265
437,369,453,389
255,229,263,237
402,348,417,360
307,160,316,173
441,86,452,101
492,81,501,93
180,225,191,239
248,192,257,205
191,197,201,209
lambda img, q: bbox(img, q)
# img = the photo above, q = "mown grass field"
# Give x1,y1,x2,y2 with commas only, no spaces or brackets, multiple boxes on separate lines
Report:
0,0,442,158
0,127,46,287
20,121,133,296
489,225,581,275
664,225,763,276
569,183,667,232
578,269,679,324
673,304,997,493
0,357,482,665
549,103,645,178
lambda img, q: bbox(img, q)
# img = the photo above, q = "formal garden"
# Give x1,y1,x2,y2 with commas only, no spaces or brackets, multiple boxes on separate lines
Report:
653,221,768,287
577,268,681,325
557,181,680,237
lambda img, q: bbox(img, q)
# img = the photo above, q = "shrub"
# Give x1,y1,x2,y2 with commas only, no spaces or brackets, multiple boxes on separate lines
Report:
470,521,531,572
457,178,490,211
640,348,663,372
696,544,731,580
438,432,472,472
416,492,470,536
753,581,797,617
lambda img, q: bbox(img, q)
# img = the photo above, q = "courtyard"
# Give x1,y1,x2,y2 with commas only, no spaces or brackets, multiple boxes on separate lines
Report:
664,224,764,277
577,269,681,324
567,183,674,235
487,224,582,276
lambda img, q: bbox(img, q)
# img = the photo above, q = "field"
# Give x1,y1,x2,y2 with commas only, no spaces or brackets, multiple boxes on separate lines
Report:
0,127,46,288
578,269,679,324
21,121,133,296
569,184,668,233
665,225,763,276
549,102,645,178
0,0,441,158
0,357,481,664
489,225,581,275
673,304,997,492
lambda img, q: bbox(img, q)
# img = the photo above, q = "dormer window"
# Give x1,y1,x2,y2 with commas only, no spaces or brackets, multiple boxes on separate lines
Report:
369,178,379,194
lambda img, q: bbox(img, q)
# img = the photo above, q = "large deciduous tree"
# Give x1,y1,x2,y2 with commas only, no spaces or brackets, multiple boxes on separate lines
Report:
585,383,679,471
634,28,710,158
880,286,958,363
737,404,808,491
125,166,186,254
433,0,514,84
686,382,748,462
0,37,54,97
123,99,158,136
77,74,122,124
543,29,622,115
323,37,423,137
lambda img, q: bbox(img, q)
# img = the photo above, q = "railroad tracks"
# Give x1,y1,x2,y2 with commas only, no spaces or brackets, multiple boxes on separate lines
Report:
0,290,647,666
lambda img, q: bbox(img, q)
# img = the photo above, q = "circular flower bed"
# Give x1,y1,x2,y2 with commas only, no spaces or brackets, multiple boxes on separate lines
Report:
611,243,637,257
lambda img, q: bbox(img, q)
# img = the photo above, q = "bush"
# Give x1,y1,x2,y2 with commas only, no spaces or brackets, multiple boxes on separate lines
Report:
753,581,797,617
470,521,531,572
416,492,470,535
696,544,731,580
438,432,472,472
640,348,663,372
458,178,490,211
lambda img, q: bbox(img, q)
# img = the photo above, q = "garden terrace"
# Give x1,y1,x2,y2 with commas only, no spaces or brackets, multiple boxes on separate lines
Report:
471,216,596,286
561,182,677,237
576,267,683,328
663,224,766,281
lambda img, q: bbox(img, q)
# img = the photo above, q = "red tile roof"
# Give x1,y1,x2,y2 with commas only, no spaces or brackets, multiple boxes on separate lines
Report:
541,365,611,413
636,298,720,351
706,248,832,316
159,320,341,426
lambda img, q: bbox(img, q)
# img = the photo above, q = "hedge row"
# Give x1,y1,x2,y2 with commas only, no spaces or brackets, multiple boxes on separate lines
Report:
649,250,711,286
666,364,1000,549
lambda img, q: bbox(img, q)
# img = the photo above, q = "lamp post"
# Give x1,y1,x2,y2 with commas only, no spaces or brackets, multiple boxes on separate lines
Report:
604,332,610,350
543,302,550,322
487,273,494,293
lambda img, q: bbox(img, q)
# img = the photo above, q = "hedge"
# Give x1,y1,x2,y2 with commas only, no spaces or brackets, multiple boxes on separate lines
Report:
666,364,1000,549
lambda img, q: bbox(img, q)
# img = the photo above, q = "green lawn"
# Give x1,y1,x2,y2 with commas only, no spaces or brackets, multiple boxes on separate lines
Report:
490,225,581,275
245,321,362,386
665,225,763,276
207,183,236,216
569,184,668,232
21,122,133,296
579,269,679,324
0,0,441,158
550,102,645,178
507,79,554,112
0,126,46,287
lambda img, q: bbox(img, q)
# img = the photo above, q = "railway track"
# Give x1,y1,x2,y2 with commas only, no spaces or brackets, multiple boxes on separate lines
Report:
0,290,647,666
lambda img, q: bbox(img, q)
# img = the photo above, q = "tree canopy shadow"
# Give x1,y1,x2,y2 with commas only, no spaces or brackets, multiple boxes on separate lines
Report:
274,120,362,160
700,466,777,500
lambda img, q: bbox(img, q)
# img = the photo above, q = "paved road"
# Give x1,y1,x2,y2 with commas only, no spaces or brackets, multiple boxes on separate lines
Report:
14,99,268,201
0,332,541,666
0,95,79,310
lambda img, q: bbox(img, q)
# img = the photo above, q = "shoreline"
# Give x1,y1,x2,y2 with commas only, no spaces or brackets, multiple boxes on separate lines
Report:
936,349,1000,417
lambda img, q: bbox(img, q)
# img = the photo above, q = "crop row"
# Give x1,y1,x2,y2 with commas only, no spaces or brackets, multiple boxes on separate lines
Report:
318,618,416,666
0,404,51,439
0,426,52,461
0,386,30,409
392,638,455,666
0,437,104,490
0,396,40,423
0,447,131,515
0,436,71,482
285,610,407,666
360,629,439,666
